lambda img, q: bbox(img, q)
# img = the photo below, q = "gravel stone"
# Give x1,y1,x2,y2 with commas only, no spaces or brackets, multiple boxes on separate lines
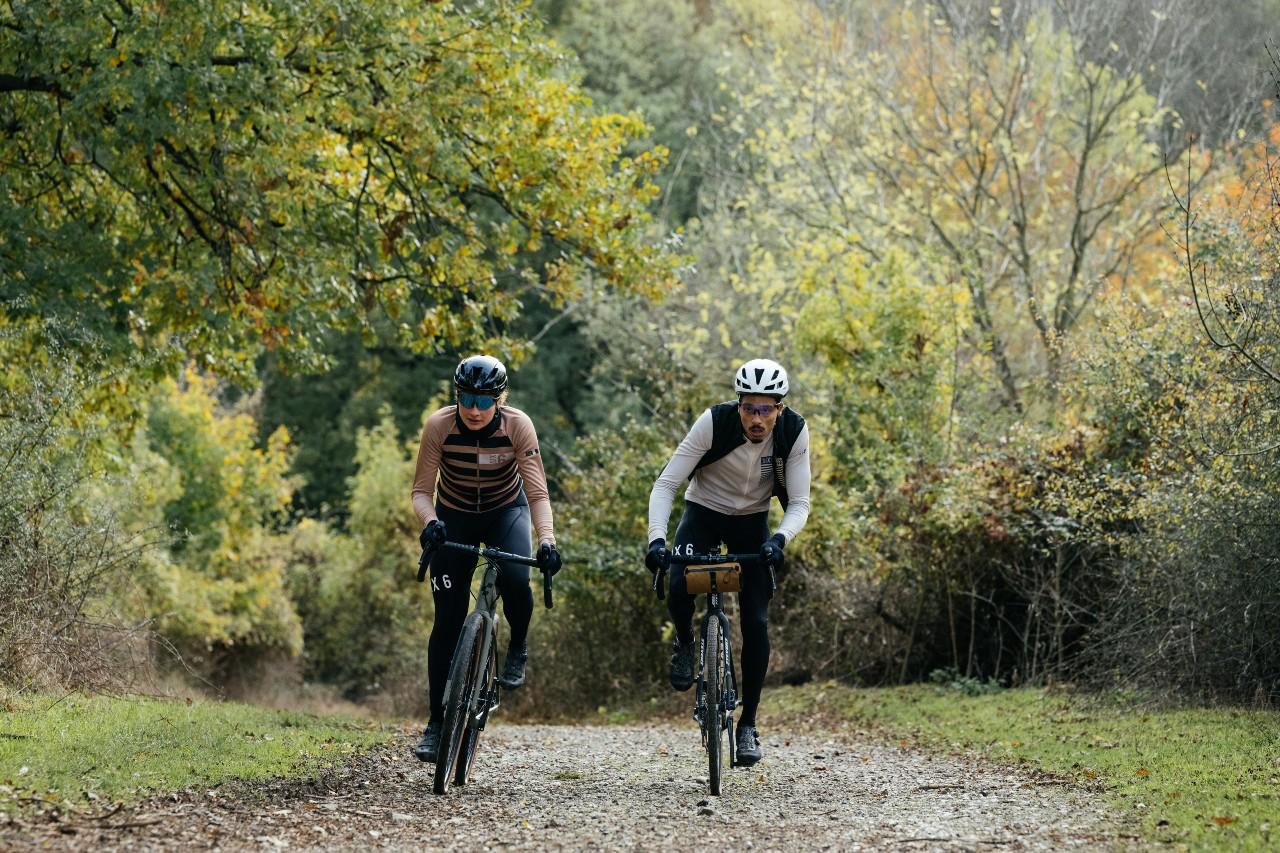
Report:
0,722,1124,851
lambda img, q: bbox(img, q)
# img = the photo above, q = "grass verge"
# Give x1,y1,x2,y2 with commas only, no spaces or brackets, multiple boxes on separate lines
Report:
761,682,1280,851
0,690,386,810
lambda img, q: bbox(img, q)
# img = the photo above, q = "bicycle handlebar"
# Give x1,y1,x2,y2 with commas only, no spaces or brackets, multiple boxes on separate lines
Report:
651,551,775,601
668,552,761,565
417,541,553,609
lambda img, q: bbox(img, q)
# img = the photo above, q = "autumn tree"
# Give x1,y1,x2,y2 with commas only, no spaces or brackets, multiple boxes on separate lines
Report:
0,0,678,380
714,0,1237,421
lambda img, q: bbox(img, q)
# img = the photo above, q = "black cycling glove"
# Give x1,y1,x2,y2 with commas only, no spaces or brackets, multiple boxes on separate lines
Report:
420,519,447,551
759,533,786,570
536,542,562,577
645,538,670,574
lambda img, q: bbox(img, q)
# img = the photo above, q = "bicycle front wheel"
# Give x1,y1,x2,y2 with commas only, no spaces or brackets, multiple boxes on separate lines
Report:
704,616,724,796
453,635,496,787
433,612,486,795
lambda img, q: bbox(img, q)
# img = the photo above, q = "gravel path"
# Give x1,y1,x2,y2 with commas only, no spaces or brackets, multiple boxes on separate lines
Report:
3,722,1122,851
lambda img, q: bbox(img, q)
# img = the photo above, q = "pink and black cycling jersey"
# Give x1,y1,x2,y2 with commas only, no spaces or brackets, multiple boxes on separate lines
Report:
411,405,555,545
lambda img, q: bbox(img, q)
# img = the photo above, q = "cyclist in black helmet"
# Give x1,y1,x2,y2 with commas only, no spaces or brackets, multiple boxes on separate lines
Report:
645,358,811,766
410,355,562,762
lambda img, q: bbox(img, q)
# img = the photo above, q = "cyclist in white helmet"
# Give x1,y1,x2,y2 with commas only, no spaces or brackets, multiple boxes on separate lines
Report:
645,358,812,766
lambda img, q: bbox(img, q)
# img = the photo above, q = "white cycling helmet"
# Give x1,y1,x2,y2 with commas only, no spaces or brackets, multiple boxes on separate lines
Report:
734,358,789,397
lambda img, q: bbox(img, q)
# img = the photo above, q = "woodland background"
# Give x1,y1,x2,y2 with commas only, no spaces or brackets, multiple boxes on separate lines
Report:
5,0,1280,715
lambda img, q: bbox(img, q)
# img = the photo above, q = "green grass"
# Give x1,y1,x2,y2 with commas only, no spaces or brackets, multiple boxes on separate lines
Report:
0,691,386,809
762,682,1280,851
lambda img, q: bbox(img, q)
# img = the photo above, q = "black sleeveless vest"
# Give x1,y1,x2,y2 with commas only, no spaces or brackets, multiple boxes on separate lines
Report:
691,401,805,510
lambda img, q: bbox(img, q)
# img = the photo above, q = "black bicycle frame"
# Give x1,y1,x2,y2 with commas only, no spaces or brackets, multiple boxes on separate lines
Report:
696,588,738,734
657,552,763,758
422,542,552,725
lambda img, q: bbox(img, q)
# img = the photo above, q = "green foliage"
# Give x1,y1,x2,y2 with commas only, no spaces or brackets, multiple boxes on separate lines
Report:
720,0,1177,418
0,690,383,805
257,336,453,521
127,371,302,676
927,666,1003,696
296,414,429,706
0,351,145,690
794,249,955,488
0,0,679,380
541,0,733,226
521,421,675,712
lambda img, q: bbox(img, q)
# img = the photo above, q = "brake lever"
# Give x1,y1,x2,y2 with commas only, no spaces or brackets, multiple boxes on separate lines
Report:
653,566,667,600
417,549,431,583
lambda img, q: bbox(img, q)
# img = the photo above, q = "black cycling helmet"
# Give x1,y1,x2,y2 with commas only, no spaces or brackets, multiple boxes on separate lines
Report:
454,355,508,395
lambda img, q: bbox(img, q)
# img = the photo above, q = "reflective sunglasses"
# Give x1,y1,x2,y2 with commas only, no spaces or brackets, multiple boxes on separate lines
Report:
457,392,498,411
740,401,781,417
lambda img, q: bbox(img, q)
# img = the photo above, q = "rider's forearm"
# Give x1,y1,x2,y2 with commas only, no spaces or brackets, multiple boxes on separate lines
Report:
412,419,445,527
775,426,812,543
647,474,680,543
776,493,810,544
529,498,555,545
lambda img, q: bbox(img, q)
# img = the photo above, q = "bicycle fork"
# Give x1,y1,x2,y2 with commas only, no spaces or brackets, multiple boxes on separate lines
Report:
467,614,502,729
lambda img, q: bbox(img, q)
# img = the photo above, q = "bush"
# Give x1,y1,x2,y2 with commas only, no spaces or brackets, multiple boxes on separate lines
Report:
295,414,430,712
0,355,149,691
518,420,675,714
125,371,303,681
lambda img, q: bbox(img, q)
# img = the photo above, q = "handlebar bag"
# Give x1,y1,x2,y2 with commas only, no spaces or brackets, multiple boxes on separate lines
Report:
683,564,742,594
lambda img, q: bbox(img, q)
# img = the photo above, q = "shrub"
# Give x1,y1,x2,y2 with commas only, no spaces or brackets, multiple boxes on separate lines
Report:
0,355,149,690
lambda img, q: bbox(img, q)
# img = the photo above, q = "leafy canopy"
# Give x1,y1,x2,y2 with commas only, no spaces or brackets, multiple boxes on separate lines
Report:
0,0,678,379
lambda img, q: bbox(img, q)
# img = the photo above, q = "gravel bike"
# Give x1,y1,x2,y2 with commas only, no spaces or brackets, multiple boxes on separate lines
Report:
417,541,553,795
653,550,769,796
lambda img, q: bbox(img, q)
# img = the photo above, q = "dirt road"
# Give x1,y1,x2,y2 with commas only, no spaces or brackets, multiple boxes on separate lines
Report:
3,722,1121,851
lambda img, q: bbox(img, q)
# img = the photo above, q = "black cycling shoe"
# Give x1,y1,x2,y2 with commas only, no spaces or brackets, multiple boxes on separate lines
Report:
496,643,528,690
735,724,762,766
669,638,696,692
413,719,441,763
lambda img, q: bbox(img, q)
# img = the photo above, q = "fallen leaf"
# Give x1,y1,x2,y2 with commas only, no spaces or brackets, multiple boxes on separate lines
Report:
1212,816,1238,827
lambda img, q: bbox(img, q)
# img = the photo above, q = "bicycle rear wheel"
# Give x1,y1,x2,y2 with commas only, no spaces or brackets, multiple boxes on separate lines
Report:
433,612,485,795
453,635,496,787
704,617,724,796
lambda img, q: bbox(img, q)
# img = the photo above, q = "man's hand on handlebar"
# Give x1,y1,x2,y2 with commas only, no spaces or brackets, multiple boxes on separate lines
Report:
646,538,669,600
759,533,785,598
645,538,670,574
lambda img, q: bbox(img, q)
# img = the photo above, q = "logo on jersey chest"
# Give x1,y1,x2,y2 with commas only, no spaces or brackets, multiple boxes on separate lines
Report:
480,451,514,465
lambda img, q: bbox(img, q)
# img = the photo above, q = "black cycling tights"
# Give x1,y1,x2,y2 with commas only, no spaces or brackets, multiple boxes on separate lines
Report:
426,501,534,722
666,501,772,728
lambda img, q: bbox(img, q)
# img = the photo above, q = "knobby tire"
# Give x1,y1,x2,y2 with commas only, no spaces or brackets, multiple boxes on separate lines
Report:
433,613,484,795
453,637,496,787
705,617,724,796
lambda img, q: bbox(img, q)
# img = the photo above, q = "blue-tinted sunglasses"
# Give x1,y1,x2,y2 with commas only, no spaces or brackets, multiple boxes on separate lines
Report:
458,392,497,411
740,401,781,418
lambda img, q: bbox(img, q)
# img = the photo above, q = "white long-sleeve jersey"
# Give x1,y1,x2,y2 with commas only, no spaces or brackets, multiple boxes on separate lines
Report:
647,408,811,545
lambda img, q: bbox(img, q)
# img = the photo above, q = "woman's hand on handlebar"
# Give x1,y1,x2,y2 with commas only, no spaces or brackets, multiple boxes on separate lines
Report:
536,542,562,576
